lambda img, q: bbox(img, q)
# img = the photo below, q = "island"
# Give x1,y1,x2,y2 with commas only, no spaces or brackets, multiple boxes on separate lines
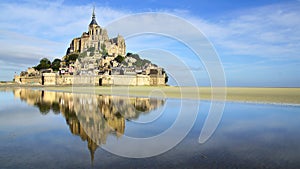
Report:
13,8,167,86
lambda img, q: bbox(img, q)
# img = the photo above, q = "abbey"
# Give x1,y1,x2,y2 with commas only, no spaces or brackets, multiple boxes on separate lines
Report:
14,8,167,86
67,8,126,57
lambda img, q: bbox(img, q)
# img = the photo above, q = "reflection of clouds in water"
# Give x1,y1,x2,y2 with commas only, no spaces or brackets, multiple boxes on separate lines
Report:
196,102,300,165
0,104,65,139
220,103,300,134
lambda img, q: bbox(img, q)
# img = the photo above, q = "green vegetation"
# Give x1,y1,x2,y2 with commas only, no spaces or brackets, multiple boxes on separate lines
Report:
33,58,62,71
32,57,63,71
101,44,107,56
65,53,79,62
64,53,79,66
87,47,95,52
51,59,61,71
79,51,88,58
77,47,98,58
126,53,151,67
115,55,125,63
87,47,95,57
34,58,51,71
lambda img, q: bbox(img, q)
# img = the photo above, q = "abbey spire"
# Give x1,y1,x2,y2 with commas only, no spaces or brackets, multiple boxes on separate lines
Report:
89,6,98,26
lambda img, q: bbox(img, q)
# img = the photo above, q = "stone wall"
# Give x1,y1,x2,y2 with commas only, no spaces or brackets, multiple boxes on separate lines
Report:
15,74,165,86
136,75,151,86
43,73,56,85
111,75,140,86
14,75,41,84
150,75,166,86
56,75,73,85
72,75,97,85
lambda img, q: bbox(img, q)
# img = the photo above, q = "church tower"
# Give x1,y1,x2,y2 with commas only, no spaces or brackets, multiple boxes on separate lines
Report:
90,7,98,26
89,7,100,41
87,7,109,51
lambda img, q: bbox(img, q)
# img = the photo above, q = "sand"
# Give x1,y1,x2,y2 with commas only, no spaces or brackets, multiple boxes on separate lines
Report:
1,84,299,104
38,86,300,105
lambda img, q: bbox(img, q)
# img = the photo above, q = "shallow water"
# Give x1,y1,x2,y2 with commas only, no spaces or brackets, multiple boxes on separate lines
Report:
0,88,300,169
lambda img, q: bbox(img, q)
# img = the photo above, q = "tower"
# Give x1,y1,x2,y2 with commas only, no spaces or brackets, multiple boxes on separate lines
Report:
89,6,100,41
89,6,98,26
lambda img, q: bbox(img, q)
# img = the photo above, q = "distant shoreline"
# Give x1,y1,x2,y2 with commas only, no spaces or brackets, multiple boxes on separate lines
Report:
1,83,299,105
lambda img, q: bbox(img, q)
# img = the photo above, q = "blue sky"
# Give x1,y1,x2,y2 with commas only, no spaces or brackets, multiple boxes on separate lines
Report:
0,0,299,87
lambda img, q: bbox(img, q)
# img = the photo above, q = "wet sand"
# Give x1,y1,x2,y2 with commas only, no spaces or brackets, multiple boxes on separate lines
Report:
43,86,300,105
1,84,299,104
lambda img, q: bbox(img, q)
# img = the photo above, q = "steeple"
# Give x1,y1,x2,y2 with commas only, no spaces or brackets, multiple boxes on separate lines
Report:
88,138,98,166
89,6,98,26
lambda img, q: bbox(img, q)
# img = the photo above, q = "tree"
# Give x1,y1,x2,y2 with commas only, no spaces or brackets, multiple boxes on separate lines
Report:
35,58,51,71
51,58,61,71
126,52,133,56
64,53,79,66
115,55,125,63
67,53,79,62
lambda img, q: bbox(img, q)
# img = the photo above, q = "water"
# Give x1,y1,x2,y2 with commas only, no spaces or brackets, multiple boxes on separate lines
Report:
0,88,300,169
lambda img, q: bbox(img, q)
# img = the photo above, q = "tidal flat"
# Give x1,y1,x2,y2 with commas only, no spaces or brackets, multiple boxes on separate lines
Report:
34,86,300,105
1,85,299,104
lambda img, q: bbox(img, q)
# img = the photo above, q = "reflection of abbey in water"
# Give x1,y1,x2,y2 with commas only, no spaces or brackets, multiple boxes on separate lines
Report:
13,89,164,162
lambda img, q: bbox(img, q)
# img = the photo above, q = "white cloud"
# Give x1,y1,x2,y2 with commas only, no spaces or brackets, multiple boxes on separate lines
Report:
0,30,64,60
0,1,128,39
187,3,300,60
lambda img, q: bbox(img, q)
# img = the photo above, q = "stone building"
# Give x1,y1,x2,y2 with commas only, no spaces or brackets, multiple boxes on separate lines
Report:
67,8,126,57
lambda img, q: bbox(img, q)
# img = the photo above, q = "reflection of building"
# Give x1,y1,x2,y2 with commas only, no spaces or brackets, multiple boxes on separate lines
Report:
13,88,164,163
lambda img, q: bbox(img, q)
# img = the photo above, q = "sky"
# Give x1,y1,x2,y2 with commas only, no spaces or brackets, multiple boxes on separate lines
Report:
0,0,299,87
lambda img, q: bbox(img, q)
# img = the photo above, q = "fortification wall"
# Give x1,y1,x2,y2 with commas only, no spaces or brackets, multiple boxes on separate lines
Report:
111,75,138,86
56,75,73,85
15,74,165,86
150,75,166,86
136,75,151,86
15,76,41,84
111,75,154,86
43,73,56,85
